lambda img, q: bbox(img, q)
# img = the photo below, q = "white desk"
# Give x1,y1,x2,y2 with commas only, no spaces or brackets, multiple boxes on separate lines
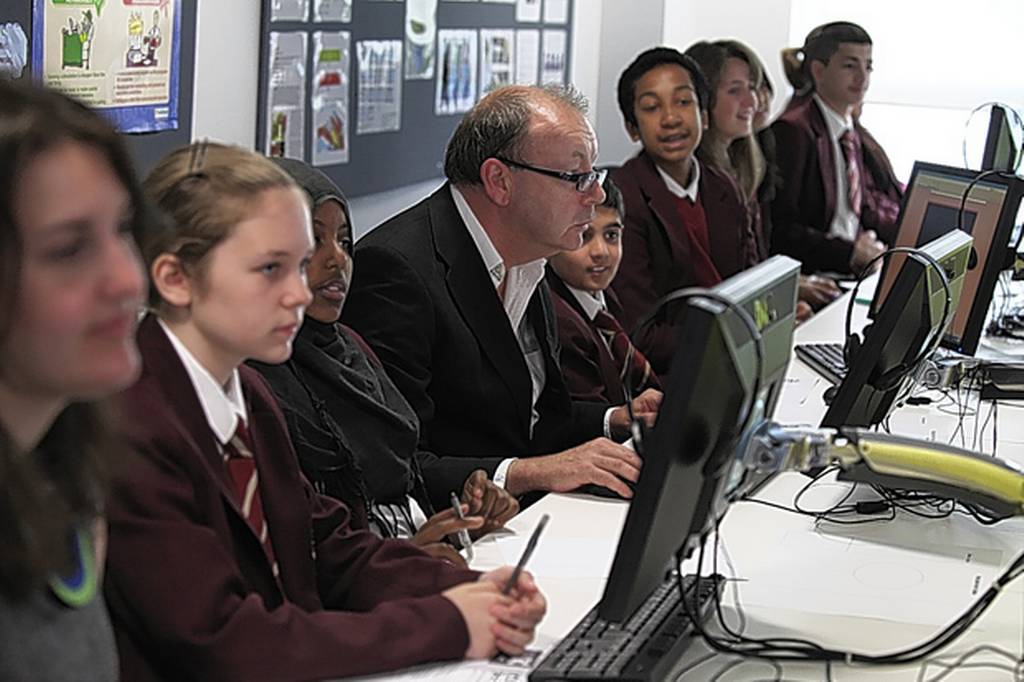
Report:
365,290,1024,681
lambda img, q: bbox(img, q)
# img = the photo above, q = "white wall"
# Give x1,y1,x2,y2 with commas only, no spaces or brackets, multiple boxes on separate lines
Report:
662,0,793,119
191,0,260,148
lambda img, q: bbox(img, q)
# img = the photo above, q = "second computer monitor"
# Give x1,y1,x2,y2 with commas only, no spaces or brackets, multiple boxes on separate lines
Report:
597,255,800,623
981,104,1020,173
871,161,1024,355
823,230,972,429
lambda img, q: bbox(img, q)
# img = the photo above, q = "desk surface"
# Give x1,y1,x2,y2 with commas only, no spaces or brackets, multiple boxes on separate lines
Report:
365,288,1024,681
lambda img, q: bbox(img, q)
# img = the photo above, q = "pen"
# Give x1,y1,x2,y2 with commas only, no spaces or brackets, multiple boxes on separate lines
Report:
449,491,474,562
502,513,550,595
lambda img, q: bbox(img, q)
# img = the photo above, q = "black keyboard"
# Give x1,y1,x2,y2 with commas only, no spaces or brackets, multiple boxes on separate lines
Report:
795,342,847,384
529,574,724,681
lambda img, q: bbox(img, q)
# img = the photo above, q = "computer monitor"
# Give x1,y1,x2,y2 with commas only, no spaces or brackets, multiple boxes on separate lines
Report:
822,230,973,430
871,162,1024,355
597,255,800,623
981,104,1020,173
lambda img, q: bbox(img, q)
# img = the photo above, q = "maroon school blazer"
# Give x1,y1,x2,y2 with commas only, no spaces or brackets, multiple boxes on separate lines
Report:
103,316,478,681
610,151,752,375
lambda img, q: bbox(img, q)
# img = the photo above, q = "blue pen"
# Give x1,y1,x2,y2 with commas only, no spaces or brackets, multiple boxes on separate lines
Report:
450,491,474,562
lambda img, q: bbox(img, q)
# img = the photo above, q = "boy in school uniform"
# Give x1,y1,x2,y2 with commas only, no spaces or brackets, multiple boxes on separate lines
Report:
772,21,898,275
609,47,755,376
546,175,661,408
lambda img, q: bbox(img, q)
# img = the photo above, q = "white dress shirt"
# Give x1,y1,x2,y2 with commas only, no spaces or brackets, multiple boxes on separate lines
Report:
813,94,860,242
158,318,246,447
656,157,701,201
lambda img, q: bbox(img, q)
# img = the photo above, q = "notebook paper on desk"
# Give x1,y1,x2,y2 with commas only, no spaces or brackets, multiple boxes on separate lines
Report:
348,644,551,681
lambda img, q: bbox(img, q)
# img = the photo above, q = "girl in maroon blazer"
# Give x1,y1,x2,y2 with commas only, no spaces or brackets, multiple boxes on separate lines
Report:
772,21,896,275
0,80,147,682
103,142,545,681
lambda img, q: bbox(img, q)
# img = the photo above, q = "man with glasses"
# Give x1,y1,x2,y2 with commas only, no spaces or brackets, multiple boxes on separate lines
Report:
343,85,659,507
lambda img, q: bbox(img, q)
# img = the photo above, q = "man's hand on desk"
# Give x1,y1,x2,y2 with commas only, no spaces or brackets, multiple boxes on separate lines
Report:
504,437,641,498
462,469,520,539
798,274,842,309
850,229,886,273
608,388,663,441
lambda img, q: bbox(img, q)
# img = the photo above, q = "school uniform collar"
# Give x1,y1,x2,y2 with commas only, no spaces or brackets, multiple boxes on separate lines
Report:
566,284,606,322
157,318,247,446
450,184,547,332
813,94,853,142
655,157,701,202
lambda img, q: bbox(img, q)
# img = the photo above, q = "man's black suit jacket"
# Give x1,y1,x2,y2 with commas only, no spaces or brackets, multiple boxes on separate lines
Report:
342,184,606,507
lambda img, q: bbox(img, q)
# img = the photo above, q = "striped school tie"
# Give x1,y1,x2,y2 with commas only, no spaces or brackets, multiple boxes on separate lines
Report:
840,129,863,218
223,421,279,580
593,309,661,396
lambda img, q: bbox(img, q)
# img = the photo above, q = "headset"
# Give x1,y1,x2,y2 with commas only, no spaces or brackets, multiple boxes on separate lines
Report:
843,246,953,393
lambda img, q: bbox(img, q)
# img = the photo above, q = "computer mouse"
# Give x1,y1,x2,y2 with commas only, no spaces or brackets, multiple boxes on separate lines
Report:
574,481,635,500
822,384,839,405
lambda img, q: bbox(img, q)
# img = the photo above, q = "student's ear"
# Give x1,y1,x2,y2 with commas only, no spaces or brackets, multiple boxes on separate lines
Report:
625,120,641,143
809,59,826,89
150,253,194,308
480,157,513,207
700,108,709,131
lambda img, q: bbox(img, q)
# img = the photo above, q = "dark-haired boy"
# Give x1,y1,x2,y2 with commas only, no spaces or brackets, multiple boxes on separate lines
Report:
547,176,662,409
610,47,754,376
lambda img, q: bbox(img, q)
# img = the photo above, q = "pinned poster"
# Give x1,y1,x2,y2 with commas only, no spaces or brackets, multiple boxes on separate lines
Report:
271,0,309,22
312,31,350,166
514,29,539,85
266,31,307,159
0,23,28,79
480,29,514,96
435,30,477,115
515,0,541,23
32,0,182,133
356,39,402,134
313,0,352,22
540,29,566,85
404,0,437,80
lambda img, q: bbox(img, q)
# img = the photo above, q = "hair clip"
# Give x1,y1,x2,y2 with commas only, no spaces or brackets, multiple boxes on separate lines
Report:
185,139,209,179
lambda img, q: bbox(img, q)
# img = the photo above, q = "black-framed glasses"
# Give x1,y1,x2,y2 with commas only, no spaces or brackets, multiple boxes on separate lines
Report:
496,157,607,194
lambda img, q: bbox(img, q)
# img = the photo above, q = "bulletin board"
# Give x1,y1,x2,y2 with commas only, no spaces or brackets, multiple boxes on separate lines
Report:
256,0,574,198
0,0,197,175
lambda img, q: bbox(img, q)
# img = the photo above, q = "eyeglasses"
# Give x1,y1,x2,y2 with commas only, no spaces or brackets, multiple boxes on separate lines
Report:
496,157,607,194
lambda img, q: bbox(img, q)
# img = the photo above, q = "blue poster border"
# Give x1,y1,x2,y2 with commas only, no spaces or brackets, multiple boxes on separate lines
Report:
31,0,181,133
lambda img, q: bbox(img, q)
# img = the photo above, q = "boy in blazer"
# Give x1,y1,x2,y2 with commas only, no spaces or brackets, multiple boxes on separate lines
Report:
609,47,754,376
772,21,898,275
547,175,661,407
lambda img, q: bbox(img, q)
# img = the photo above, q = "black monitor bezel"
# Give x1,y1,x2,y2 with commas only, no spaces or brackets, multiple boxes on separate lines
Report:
596,256,800,623
981,105,1018,173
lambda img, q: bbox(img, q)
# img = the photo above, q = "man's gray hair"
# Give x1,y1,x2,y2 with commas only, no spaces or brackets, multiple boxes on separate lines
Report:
443,84,589,185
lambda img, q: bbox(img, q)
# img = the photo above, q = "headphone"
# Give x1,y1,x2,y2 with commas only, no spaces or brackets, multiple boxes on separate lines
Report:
843,246,953,393
628,287,766,456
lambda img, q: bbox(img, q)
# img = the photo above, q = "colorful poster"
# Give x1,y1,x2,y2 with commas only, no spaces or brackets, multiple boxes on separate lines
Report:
32,0,182,133
404,0,437,80
514,29,539,85
312,31,350,166
540,29,566,85
480,29,514,97
313,0,351,22
356,39,402,134
435,29,476,115
271,0,309,22
266,31,307,160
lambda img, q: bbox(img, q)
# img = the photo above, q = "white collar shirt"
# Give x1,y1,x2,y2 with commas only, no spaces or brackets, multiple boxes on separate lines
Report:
656,157,701,202
814,94,860,243
158,318,247,446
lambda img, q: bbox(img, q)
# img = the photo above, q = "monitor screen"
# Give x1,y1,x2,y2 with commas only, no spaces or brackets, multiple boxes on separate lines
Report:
981,105,1019,173
871,162,1024,355
824,230,973,429
597,255,800,623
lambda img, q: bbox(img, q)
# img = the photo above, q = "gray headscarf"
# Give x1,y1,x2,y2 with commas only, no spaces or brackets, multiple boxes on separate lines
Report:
268,157,352,228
